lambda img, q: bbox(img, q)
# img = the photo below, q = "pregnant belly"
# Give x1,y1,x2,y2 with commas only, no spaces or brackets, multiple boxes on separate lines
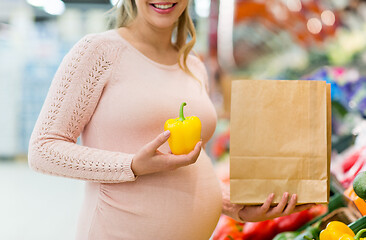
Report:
88,150,223,240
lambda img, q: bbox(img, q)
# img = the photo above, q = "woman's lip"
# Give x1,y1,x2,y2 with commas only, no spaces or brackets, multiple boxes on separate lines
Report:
150,2,177,4
149,2,177,14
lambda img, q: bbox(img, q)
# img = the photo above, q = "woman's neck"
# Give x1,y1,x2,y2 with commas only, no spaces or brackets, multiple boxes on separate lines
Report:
127,19,175,52
118,18,179,66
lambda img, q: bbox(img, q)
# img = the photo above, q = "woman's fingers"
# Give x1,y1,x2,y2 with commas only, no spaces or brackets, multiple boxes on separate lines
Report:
268,192,289,216
169,141,202,168
265,193,314,217
132,136,202,176
237,192,316,222
145,130,171,153
293,203,316,213
282,194,297,215
261,193,275,213
186,141,202,161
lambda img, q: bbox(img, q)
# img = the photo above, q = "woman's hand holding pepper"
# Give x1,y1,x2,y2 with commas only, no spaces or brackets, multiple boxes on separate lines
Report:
238,193,315,222
131,130,202,176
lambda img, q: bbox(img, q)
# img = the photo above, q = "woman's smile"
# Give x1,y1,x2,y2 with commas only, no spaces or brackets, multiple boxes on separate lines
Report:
149,2,178,14
132,0,187,29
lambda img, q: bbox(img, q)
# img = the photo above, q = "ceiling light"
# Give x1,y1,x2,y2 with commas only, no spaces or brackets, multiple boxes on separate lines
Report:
26,0,46,7
44,0,65,16
110,0,122,7
195,0,211,18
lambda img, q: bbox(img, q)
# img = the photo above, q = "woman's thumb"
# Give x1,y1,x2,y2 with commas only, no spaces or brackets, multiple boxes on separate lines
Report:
147,130,170,151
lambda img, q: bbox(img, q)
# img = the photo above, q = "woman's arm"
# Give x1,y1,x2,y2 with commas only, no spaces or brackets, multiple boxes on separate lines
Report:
220,181,245,222
28,34,136,183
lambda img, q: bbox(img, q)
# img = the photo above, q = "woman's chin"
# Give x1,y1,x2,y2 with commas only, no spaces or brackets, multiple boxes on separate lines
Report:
149,19,177,30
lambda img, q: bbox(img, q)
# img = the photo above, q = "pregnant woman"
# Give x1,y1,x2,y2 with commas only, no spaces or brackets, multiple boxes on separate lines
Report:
28,0,312,239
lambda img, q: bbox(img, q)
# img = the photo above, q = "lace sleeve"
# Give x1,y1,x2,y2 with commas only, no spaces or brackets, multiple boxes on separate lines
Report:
28,34,136,183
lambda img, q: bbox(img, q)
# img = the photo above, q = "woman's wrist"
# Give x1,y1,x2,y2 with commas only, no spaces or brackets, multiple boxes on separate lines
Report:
220,181,245,222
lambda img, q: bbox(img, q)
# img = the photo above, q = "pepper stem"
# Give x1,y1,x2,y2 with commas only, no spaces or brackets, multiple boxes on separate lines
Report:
179,102,187,122
355,229,366,240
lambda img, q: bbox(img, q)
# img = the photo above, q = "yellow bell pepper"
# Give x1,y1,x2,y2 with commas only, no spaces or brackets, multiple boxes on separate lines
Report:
164,102,201,155
319,221,355,240
319,221,366,240
340,235,357,240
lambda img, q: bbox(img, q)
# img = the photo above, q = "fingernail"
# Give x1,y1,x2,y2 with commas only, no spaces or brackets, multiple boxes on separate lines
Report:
284,192,289,198
270,193,275,198
164,130,170,137
292,194,297,200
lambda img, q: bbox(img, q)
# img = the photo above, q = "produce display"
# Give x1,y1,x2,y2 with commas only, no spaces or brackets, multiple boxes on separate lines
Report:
213,203,326,240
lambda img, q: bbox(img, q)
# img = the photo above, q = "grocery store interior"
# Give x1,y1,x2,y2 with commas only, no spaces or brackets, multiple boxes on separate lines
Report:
2,0,366,239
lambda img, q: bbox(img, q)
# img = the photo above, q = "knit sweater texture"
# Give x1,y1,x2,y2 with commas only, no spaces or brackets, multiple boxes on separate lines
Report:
28,29,228,239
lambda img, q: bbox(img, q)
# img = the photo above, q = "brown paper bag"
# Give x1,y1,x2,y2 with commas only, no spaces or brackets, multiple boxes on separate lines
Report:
230,79,331,204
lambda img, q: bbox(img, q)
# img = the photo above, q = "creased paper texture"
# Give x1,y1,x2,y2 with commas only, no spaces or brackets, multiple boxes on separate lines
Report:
230,80,331,204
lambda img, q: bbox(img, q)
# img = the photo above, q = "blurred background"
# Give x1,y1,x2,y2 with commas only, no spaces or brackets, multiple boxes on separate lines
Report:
3,0,366,239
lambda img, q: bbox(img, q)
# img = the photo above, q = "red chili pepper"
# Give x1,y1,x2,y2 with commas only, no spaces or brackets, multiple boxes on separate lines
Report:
308,204,327,218
342,148,363,173
242,220,277,240
225,231,245,240
213,216,244,240
273,209,313,232
341,161,365,188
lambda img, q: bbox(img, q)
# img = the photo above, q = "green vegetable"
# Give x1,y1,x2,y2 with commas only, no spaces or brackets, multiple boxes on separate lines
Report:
273,231,300,240
353,171,366,200
294,222,321,240
349,216,366,233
